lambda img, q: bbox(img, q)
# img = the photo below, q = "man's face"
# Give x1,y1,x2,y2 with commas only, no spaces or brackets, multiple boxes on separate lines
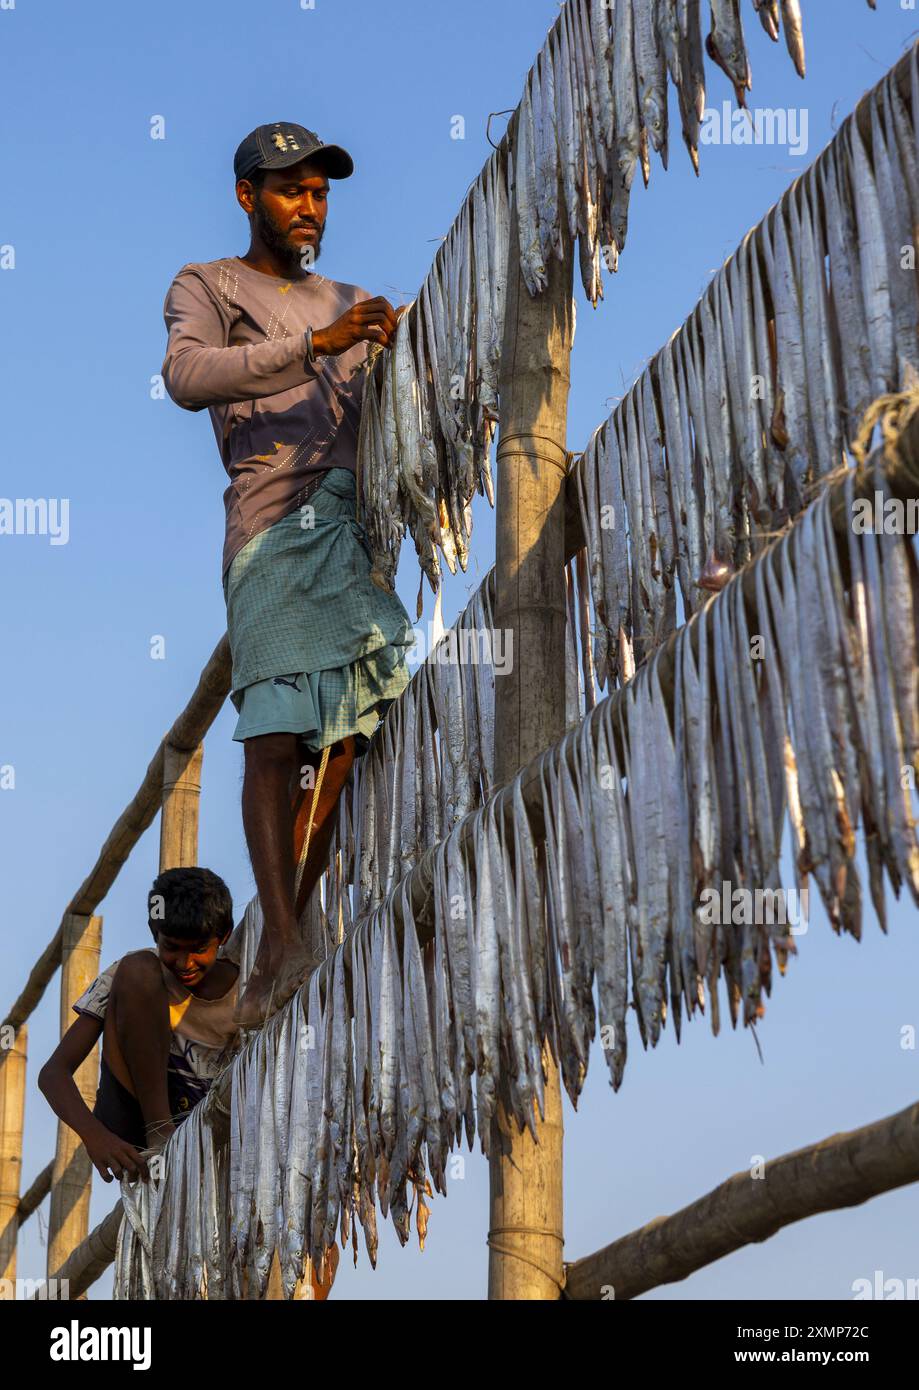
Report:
240,159,329,273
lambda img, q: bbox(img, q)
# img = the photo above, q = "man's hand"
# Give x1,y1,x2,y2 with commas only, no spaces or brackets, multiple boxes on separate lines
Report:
84,1120,150,1184
313,296,405,357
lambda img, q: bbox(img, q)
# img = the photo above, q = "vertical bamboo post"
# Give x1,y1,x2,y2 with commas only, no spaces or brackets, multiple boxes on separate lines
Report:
0,1023,28,1293
159,741,204,870
48,913,102,1281
489,175,574,1298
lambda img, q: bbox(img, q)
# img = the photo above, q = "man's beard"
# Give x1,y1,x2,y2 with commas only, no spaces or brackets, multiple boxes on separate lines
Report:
252,194,324,274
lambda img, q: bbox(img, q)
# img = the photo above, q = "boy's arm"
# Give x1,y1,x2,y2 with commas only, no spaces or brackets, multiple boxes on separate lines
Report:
38,1016,149,1182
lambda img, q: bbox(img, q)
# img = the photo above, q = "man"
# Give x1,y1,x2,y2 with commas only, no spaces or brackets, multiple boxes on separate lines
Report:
161,123,415,1026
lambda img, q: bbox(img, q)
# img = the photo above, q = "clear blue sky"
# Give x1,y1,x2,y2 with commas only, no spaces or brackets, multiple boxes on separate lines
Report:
2,0,918,1300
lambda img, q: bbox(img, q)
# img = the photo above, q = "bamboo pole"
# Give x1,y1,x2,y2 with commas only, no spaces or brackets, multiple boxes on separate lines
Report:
1,633,230,1035
564,1099,919,1300
487,138,575,1299
159,741,204,871
38,1199,123,1300
0,1024,27,1291
17,1160,52,1228
48,914,102,1283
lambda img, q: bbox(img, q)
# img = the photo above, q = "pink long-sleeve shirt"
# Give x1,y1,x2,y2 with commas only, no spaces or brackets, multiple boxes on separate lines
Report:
162,256,373,578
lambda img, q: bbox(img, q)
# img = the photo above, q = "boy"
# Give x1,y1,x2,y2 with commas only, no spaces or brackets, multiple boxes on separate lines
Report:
39,866,241,1184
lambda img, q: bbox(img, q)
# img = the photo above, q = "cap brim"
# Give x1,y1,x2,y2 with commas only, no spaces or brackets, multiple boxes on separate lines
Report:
259,144,354,179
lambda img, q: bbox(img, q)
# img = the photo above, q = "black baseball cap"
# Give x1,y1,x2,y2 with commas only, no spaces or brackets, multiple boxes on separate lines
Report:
233,122,354,182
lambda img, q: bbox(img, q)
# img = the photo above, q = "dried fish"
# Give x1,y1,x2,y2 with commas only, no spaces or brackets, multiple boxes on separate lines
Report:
801,168,844,477
849,119,896,397
676,0,706,174
472,809,501,1151
515,73,547,295
635,0,670,167
540,751,587,1097
555,3,581,245
753,0,780,43
584,702,630,1087
707,0,752,109
769,204,810,501
622,675,669,1047
871,92,919,385
820,144,872,443
573,427,613,689
779,0,805,79
859,466,919,904
609,0,642,261
532,44,563,267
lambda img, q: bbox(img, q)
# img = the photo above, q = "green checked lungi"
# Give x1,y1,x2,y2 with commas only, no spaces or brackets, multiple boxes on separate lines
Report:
222,467,415,753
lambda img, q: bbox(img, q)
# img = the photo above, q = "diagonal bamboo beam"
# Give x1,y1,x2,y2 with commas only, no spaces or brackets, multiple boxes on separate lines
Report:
17,1161,52,1227
34,1199,123,1300
563,1099,919,1301
1,635,231,1034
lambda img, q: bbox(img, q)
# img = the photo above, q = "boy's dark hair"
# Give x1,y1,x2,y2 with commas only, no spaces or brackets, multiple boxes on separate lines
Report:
147,867,233,943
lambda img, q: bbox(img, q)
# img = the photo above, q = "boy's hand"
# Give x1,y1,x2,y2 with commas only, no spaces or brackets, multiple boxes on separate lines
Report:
313,296,401,356
84,1122,149,1183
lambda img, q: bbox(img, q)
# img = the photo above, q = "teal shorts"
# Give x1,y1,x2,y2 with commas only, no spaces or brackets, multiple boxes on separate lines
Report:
231,670,396,755
226,469,414,752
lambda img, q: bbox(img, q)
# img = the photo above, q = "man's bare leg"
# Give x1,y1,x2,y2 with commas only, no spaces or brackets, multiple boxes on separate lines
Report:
238,732,300,1023
237,732,356,1024
107,952,175,1145
292,736,357,919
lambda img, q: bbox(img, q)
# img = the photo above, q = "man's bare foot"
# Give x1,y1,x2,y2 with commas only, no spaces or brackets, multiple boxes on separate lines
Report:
233,957,273,1028
271,942,321,1014
232,922,281,1026
233,938,319,1028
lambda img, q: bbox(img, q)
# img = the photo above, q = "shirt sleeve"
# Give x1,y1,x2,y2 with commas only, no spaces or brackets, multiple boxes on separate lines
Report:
161,267,321,411
72,959,120,1022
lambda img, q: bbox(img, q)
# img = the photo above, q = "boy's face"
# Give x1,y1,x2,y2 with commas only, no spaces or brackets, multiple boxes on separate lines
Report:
154,931,225,989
